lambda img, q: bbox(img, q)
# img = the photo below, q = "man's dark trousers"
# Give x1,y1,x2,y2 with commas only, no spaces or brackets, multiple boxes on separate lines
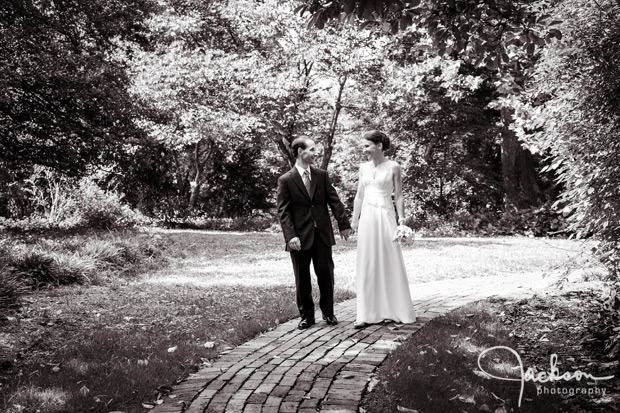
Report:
290,227,334,320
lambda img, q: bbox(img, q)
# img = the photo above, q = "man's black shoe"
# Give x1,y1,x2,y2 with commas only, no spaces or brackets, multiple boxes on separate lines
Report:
325,315,338,326
298,318,315,330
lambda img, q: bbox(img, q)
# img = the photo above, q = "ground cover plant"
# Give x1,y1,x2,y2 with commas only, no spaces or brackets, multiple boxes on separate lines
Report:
0,230,171,308
0,230,595,412
363,289,620,412
0,230,354,412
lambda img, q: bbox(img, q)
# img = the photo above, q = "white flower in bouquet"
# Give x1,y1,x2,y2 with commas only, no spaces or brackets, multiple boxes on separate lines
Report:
393,224,414,245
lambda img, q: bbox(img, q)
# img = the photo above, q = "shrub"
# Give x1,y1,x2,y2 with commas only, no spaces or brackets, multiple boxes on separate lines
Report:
406,202,568,237
599,240,620,281
0,216,55,233
23,166,74,226
19,167,145,231
12,251,84,288
495,203,568,237
65,179,144,230
407,213,462,237
12,251,57,288
510,0,620,359
0,231,171,313
226,215,275,232
161,214,275,232
74,234,168,279
512,0,620,267
590,284,620,358
0,266,27,316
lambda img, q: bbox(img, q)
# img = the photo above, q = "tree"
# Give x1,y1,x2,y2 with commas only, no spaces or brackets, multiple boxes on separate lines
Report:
362,55,506,218
511,0,620,270
201,142,278,217
0,0,155,177
129,0,262,210
298,0,561,69
130,0,395,216
297,0,555,208
236,1,392,170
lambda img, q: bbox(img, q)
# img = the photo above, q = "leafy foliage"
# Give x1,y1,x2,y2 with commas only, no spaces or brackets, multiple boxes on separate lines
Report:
161,214,275,232
301,0,556,227
0,0,155,176
298,0,562,72
511,0,620,272
2,0,615,243
18,167,144,230
498,0,620,355
595,286,620,358
128,0,397,213
129,0,280,211
387,59,505,217
201,144,277,217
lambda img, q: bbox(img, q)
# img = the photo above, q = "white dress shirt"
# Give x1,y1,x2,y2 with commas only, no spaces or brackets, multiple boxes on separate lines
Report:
295,164,311,182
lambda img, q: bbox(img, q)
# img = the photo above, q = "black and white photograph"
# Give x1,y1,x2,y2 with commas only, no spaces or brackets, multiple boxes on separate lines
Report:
1,0,619,412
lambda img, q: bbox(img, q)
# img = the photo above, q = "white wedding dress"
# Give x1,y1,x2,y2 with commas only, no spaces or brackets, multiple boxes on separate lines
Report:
356,160,417,324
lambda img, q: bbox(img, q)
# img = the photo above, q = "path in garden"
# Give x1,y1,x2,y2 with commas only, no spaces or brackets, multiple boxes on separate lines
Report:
152,272,556,413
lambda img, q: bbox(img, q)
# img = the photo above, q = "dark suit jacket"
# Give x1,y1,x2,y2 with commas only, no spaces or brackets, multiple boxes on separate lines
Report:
277,166,351,251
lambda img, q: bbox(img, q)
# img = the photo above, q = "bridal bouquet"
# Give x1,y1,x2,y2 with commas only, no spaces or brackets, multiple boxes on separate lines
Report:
393,224,414,245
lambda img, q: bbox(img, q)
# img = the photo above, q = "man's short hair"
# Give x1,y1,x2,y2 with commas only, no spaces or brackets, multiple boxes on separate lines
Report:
291,137,312,158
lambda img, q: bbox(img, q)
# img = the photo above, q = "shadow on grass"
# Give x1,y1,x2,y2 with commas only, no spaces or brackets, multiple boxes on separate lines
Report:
363,300,566,412
1,283,353,413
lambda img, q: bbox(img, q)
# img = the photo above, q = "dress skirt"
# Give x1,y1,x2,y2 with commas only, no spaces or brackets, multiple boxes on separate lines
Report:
356,193,416,324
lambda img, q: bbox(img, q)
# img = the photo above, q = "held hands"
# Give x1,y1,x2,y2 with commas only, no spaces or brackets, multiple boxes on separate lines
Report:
350,221,358,235
340,229,351,241
288,237,302,251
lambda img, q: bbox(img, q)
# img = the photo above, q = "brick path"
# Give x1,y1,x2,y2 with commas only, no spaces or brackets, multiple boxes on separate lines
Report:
152,272,555,413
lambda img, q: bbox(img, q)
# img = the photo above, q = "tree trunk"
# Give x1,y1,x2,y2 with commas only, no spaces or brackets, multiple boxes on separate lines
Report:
188,142,202,210
172,153,189,198
274,60,314,168
500,108,543,208
188,139,213,210
321,76,347,170
277,137,296,167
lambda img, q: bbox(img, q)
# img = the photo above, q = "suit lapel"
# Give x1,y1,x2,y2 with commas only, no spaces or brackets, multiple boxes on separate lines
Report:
291,167,311,201
309,168,317,199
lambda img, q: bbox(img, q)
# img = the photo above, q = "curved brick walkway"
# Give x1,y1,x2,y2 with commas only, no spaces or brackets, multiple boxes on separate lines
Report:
152,272,554,413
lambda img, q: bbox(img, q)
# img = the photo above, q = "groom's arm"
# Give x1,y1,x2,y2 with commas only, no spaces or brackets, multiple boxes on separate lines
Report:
324,171,351,232
276,176,298,243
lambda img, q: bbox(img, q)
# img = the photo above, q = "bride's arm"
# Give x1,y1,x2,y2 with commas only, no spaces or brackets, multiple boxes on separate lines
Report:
351,165,365,232
393,162,406,225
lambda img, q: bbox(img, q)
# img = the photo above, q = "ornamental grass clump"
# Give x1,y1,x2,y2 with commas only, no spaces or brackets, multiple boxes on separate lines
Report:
0,266,27,316
12,251,84,288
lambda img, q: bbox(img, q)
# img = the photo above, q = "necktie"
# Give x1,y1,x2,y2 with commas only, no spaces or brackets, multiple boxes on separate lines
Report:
302,169,311,194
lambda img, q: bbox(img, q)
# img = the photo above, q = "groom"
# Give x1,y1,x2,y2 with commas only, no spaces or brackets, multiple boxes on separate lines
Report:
277,137,351,330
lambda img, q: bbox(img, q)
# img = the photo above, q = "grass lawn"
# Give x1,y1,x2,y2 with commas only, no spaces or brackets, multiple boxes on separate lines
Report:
0,230,597,412
149,231,599,290
362,289,620,412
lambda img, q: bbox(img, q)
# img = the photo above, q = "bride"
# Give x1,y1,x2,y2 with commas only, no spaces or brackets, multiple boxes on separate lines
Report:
350,130,417,328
